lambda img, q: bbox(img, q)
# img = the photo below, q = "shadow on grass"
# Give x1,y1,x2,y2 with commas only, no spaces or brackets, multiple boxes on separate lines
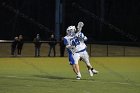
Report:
0,75,76,84
33,74,95,82
33,74,74,80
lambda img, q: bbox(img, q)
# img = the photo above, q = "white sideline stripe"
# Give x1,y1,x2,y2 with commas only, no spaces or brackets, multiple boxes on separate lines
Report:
88,80,137,86
4,75,140,86
7,76,17,78
6,75,46,80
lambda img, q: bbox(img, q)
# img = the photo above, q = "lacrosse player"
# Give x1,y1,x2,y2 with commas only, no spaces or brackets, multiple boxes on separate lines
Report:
64,23,98,80
64,26,82,79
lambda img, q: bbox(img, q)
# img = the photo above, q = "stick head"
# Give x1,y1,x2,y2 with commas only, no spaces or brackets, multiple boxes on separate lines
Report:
77,22,84,32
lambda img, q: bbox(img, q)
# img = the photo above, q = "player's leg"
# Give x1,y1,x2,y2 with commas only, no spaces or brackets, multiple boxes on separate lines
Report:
38,47,40,56
71,65,77,74
70,53,81,79
81,51,98,76
71,64,81,79
75,64,81,79
48,46,52,56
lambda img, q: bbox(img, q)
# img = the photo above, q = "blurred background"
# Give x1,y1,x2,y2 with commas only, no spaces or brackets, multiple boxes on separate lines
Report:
0,0,140,41
0,0,140,57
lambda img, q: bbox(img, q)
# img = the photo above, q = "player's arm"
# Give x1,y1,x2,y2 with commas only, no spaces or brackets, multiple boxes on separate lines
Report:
64,37,75,50
83,34,88,41
65,44,76,54
76,32,88,41
66,45,75,50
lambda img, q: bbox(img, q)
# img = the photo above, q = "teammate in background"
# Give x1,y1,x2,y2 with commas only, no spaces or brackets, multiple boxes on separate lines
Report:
17,35,24,55
75,21,98,77
33,34,41,57
64,26,81,79
11,37,18,56
48,34,57,57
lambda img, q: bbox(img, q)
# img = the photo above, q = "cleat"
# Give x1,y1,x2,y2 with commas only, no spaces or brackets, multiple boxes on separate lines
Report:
76,75,81,80
92,69,98,74
88,70,93,76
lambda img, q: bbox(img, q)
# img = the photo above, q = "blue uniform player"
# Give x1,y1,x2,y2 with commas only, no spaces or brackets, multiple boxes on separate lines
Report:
64,24,98,80
64,26,82,79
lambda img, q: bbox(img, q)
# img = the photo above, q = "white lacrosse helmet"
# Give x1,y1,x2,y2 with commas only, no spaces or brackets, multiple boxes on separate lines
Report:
66,26,76,36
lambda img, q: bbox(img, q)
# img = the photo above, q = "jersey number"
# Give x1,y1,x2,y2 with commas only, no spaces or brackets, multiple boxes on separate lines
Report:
71,38,80,46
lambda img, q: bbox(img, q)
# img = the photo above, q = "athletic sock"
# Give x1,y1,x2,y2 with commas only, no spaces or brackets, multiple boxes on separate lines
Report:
91,68,93,70
77,72,81,77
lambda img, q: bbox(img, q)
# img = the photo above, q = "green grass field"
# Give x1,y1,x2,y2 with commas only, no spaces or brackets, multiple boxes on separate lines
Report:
0,57,140,93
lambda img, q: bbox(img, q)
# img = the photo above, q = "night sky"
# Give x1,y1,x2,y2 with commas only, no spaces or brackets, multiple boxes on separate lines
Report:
0,0,140,42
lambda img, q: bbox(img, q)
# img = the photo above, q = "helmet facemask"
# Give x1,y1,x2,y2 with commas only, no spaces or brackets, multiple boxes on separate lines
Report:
66,26,76,36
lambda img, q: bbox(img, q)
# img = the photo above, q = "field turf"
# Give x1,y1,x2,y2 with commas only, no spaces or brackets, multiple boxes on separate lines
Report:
0,57,140,93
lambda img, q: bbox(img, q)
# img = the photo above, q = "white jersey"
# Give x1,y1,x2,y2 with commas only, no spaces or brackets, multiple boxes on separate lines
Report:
64,35,86,53
64,35,76,54
64,32,89,65
64,35,76,65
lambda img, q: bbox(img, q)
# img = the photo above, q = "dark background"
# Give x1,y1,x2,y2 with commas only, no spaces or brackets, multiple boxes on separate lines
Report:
0,0,140,42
